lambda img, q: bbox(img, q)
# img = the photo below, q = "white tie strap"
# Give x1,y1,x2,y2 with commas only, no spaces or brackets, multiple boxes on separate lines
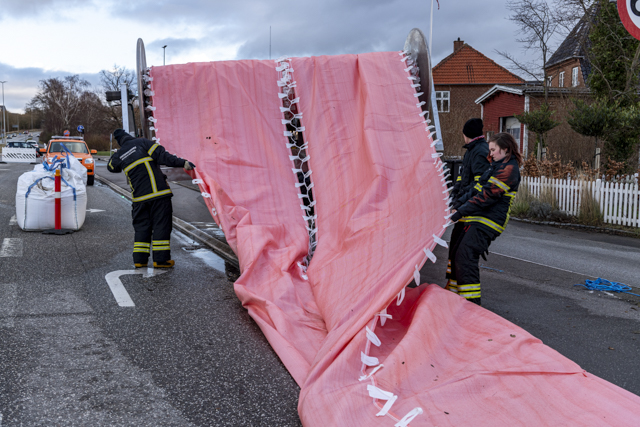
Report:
413,265,421,286
367,385,398,417
396,287,405,305
433,234,448,248
376,308,392,326
359,364,384,381
192,179,203,185
201,192,211,199
424,248,436,264
395,407,424,427
361,351,380,367
365,326,381,347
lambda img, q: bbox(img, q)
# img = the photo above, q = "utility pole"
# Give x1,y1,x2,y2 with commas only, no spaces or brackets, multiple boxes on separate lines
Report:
0,81,6,145
163,45,167,66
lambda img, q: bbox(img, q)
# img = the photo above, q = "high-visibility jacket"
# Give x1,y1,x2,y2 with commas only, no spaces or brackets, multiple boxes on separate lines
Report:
107,135,186,203
451,137,490,206
455,156,521,235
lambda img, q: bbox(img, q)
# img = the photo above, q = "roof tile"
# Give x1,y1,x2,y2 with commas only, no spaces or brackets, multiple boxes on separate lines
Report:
433,44,525,85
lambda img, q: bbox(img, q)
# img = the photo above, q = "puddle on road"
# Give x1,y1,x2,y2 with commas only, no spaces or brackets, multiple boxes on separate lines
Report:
184,248,226,273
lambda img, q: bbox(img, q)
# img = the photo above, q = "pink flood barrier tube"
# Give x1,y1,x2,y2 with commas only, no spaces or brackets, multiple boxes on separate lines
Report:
150,52,640,426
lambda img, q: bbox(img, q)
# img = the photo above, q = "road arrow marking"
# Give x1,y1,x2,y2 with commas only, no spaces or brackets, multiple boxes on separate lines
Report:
105,269,167,307
87,209,106,213
9,215,16,226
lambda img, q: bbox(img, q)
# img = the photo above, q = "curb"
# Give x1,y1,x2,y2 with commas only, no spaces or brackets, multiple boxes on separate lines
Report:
95,173,240,268
511,217,640,238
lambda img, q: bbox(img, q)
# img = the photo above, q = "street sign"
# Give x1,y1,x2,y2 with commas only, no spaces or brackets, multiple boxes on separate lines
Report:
77,125,84,134
618,0,640,40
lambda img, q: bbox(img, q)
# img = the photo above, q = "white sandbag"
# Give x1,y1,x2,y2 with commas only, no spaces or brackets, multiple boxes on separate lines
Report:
16,166,87,231
34,153,88,186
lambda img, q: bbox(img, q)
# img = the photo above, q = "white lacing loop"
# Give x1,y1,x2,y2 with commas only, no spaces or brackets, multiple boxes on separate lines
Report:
361,351,379,367
395,407,423,427
396,287,405,305
413,265,421,286
433,234,448,248
365,326,381,347
367,385,398,417
143,89,154,96
376,308,392,326
192,179,203,185
424,248,436,263
359,364,384,381
211,207,217,216
201,192,211,199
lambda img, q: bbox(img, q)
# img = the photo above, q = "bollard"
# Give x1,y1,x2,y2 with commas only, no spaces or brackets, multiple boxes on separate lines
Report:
42,166,74,235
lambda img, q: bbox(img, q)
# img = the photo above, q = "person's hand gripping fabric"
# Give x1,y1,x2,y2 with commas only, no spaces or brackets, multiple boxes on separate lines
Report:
184,160,196,170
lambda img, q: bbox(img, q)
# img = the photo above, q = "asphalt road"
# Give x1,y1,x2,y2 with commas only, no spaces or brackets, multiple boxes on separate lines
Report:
0,162,300,427
1,158,640,426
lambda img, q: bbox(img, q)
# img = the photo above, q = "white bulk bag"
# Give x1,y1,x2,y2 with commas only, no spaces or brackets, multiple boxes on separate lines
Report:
34,152,88,186
16,165,87,231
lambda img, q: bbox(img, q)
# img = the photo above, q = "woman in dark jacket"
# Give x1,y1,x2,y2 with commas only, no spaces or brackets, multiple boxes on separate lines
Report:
447,132,522,306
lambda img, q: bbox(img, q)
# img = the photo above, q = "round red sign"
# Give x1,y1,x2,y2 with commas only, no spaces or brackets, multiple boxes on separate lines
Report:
619,0,640,40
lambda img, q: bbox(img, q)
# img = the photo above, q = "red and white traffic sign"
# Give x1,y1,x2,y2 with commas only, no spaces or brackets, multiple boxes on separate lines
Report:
619,0,640,40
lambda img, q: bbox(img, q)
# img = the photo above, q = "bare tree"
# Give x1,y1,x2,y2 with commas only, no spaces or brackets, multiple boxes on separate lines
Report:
100,64,137,129
497,0,562,102
29,76,90,134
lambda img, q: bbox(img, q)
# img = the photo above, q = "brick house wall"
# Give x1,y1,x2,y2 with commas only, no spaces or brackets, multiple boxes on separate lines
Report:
546,58,585,88
435,84,493,156
482,91,526,152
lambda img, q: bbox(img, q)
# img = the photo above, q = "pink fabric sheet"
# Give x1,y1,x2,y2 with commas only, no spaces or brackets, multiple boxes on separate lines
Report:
150,52,640,426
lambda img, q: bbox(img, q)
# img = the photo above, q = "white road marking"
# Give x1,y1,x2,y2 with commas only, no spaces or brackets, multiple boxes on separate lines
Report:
86,209,105,213
0,284,17,328
9,215,16,225
0,238,23,257
491,252,595,278
105,269,168,307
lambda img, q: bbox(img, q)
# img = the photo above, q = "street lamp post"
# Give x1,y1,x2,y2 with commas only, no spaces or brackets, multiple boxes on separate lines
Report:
0,81,6,145
162,45,167,66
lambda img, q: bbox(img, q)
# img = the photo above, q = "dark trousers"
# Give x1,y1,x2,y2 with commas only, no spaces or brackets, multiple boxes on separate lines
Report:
446,222,494,303
131,197,173,264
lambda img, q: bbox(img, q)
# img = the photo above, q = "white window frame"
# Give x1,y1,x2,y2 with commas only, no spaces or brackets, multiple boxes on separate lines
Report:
571,67,579,87
435,91,450,113
559,71,565,88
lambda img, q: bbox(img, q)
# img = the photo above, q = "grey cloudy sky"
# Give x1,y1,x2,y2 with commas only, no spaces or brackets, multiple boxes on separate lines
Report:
0,0,555,113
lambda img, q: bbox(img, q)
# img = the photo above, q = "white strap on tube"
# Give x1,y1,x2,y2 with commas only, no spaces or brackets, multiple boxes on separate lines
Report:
192,179,203,184
377,308,391,326
419,110,428,117
445,212,456,220
365,326,381,347
442,187,453,194
430,140,438,148
433,234,449,248
211,207,217,216
201,192,211,199
361,352,379,367
396,287,405,306
399,50,409,56
413,92,424,98
413,265,420,286
424,248,436,264
443,220,454,228
145,105,156,111
395,408,424,427
416,101,426,108
367,385,398,417
432,152,443,158
411,83,421,88
359,364,384,381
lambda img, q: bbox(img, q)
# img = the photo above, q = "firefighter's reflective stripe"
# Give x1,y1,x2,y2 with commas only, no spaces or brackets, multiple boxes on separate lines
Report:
124,156,153,173
133,242,151,253
489,176,510,192
148,143,159,156
125,156,173,202
474,175,481,181
132,189,172,203
152,240,170,251
456,176,462,182
459,284,481,299
474,183,483,192
446,279,458,293
460,216,505,234
446,259,452,274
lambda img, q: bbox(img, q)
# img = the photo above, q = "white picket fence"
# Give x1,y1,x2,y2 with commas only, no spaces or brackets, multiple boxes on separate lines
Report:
521,175,640,227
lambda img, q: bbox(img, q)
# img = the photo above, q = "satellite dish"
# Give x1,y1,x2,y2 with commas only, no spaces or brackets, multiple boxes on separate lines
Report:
136,38,149,139
403,28,431,115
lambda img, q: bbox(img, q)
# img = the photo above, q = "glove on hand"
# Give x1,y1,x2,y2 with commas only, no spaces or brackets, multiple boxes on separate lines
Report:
184,160,196,170
451,211,462,223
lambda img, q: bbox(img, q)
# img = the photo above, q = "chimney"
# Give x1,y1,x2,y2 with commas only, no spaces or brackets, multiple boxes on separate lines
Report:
454,37,464,52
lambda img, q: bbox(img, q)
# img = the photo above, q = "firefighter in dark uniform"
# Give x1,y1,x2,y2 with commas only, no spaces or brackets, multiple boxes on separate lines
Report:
448,132,522,305
446,119,490,295
108,129,195,268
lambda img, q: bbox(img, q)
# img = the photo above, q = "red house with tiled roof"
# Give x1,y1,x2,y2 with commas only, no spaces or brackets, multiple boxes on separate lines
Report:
433,38,525,157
